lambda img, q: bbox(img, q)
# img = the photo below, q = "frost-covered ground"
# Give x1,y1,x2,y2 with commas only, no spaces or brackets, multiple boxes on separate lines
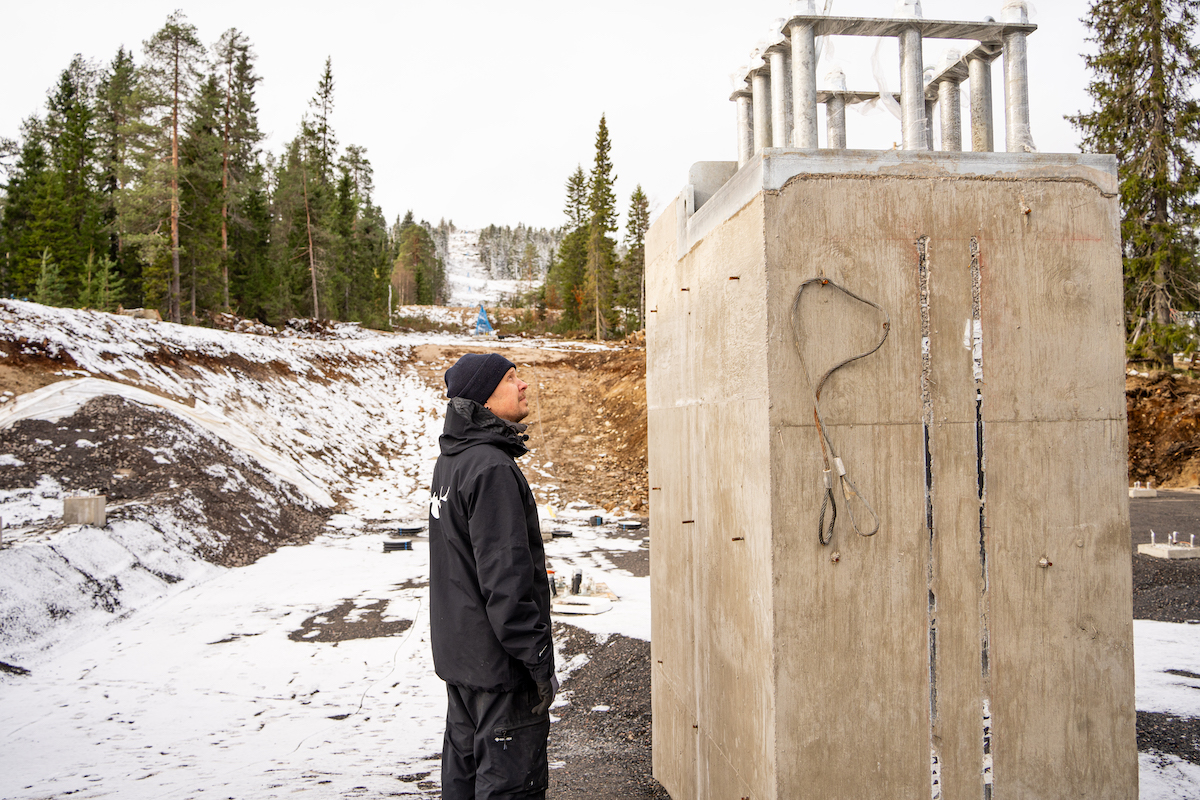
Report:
0,300,1197,798
444,228,538,307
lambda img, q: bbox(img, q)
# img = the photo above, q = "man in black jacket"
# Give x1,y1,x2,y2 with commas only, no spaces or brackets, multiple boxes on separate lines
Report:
429,352,557,800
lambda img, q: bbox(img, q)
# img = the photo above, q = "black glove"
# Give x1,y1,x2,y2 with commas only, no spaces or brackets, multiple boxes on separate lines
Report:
532,675,558,716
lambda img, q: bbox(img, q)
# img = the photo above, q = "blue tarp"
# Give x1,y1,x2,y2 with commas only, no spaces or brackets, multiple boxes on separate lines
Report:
475,304,493,335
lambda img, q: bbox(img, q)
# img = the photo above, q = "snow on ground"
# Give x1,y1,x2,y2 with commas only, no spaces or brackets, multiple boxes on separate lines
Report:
0,300,1197,798
1135,620,1200,718
444,229,538,307
1,529,442,799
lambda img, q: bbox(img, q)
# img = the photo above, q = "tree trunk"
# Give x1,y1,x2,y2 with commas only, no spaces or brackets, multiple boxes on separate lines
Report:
1150,0,1171,325
169,44,182,324
302,163,320,320
221,53,232,312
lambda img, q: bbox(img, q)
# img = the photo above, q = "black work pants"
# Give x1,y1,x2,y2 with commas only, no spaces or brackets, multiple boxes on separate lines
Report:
441,680,550,800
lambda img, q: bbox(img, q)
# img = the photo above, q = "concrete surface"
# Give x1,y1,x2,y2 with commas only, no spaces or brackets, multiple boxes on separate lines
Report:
647,150,1136,799
63,496,106,527
1137,543,1200,560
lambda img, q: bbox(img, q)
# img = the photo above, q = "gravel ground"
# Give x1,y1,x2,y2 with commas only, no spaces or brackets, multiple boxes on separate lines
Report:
547,621,668,799
1129,491,1200,768
541,496,1200,799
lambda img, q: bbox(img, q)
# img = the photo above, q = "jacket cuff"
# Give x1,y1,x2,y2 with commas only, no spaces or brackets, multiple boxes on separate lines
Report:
529,644,554,684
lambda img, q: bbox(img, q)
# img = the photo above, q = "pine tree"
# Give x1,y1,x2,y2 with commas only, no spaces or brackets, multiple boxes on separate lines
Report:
585,115,618,339
141,11,205,323
392,223,443,305
1070,0,1200,362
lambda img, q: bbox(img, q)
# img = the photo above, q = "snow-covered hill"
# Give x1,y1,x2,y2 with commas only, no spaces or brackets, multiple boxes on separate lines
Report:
444,228,539,307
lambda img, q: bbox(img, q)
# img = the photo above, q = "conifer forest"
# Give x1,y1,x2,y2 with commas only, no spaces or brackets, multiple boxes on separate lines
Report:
0,11,648,339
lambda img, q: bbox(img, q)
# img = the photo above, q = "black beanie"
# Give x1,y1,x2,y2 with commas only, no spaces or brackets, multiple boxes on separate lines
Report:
444,353,516,405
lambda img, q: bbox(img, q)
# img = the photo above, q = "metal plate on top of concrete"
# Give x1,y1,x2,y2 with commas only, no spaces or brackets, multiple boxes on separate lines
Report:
1138,543,1200,560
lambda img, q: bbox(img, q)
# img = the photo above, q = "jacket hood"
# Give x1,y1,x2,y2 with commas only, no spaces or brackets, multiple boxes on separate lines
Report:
439,396,529,458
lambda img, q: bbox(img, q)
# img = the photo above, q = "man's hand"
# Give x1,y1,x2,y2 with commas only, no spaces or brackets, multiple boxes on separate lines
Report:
532,674,560,716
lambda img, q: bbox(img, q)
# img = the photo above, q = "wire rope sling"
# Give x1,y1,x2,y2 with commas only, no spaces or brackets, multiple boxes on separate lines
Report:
789,277,891,546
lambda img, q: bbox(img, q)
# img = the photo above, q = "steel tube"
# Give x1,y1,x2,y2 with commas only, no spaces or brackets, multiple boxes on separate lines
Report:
791,23,818,147
736,93,754,166
968,56,994,152
826,96,847,149
752,70,772,153
899,27,928,150
769,49,793,148
939,79,962,152
1002,3,1033,151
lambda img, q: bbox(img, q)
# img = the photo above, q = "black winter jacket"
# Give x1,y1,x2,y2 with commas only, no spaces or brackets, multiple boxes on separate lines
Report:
428,397,554,692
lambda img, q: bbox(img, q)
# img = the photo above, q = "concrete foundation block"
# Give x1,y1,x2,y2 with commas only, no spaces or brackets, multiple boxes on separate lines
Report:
647,150,1136,799
1138,543,1200,559
63,496,106,527
1129,487,1158,498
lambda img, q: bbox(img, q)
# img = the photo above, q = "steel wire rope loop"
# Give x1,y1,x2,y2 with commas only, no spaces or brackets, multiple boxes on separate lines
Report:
790,277,891,545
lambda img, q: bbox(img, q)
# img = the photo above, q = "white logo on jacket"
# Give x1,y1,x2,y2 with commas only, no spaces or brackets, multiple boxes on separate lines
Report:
430,487,450,520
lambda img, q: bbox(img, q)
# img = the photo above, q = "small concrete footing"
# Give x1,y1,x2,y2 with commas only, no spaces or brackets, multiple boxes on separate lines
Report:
63,496,106,527
1138,543,1200,560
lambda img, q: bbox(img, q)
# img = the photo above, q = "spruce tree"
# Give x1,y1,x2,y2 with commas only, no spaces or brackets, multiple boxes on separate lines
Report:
179,74,226,322
96,46,140,303
94,253,125,312
619,184,650,331
34,249,67,307
0,119,52,297
548,166,589,328
44,55,105,300
1070,0,1200,362
585,115,618,339
214,28,263,311
305,58,338,184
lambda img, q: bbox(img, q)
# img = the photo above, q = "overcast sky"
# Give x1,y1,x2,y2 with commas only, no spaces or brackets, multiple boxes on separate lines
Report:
3,1,1093,231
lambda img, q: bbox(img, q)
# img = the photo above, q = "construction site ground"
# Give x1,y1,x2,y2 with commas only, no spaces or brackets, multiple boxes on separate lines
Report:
3,324,1199,792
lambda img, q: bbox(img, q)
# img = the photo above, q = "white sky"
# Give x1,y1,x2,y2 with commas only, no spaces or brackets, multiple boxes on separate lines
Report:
2,1,1093,231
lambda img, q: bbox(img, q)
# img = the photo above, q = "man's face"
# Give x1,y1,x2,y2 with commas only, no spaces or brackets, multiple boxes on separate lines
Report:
484,367,529,423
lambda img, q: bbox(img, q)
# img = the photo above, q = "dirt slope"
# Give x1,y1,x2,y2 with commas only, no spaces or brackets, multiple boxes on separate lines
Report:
411,343,648,514
1127,371,1200,487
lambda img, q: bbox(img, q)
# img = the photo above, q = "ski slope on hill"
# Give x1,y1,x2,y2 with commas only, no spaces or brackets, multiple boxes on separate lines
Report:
443,229,539,307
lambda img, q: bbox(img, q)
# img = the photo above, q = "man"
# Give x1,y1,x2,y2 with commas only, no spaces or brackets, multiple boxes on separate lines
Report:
428,352,557,800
